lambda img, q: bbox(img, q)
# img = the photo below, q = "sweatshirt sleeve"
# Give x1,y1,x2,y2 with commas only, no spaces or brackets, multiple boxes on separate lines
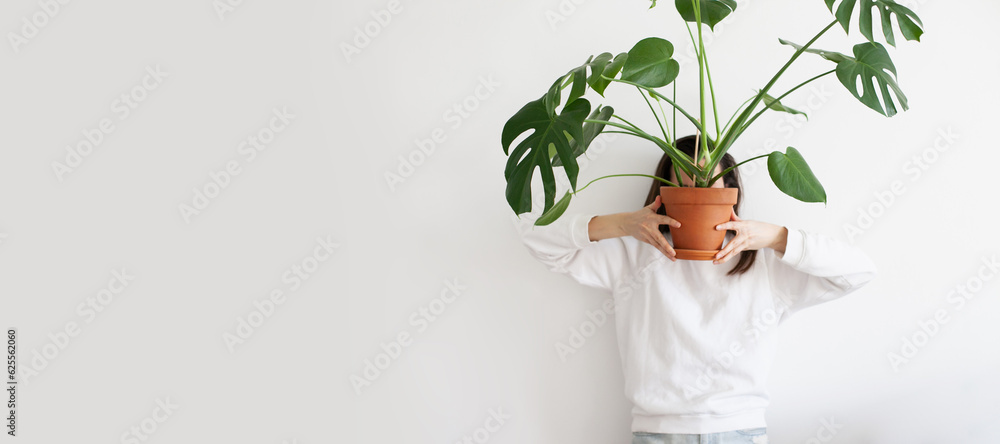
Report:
766,226,878,317
513,210,630,292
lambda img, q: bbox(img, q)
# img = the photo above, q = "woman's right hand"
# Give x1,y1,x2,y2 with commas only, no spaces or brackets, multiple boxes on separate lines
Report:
622,195,681,261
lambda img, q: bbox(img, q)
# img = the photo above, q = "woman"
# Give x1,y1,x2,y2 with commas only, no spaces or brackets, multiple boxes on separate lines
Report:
515,135,877,444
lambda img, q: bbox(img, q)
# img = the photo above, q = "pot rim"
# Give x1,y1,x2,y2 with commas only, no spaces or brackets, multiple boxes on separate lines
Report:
660,186,738,204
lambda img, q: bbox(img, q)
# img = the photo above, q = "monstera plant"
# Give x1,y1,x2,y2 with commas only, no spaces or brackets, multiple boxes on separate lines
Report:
502,0,923,231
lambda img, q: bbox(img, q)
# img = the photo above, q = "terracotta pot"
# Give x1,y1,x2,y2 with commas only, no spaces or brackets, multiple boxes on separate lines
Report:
660,186,738,261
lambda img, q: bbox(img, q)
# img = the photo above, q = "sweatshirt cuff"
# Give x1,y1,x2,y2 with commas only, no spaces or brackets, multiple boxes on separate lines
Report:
776,226,804,267
571,213,599,249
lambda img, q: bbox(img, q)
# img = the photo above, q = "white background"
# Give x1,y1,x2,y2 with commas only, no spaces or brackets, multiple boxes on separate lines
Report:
1,0,997,443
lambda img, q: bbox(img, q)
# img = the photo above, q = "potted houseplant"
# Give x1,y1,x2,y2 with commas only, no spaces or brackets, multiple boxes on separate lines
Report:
501,0,923,259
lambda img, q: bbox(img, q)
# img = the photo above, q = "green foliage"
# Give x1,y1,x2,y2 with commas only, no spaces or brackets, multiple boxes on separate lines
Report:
780,39,907,116
500,0,923,224
552,105,615,167
761,92,808,119
674,0,737,30
825,0,923,46
502,98,590,216
768,148,827,204
501,39,681,220
535,191,573,226
622,38,680,88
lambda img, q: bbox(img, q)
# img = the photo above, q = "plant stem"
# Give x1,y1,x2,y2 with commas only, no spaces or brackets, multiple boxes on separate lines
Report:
612,114,644,133
606,77,707,141
706,153,770,186
585,119,698,176
721,95,755,136
742,69,836,132
572,174,679,195
703,45,721,142
656,98,673,143
692,0,709,173
637,86,670,143
672,81,678,147
685,21,721,143
707,19,839,183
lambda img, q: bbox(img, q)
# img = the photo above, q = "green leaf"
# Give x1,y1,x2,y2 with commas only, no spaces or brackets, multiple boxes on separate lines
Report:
825,0,923,47
535,192,573,226
674,0,737,30
546,52,629,112
501,97,591,215
543,76,563,117
767,147,826,204
554,105,614,167
761,92,808,119
566,55,600,105
778,38,851,63
621,37,680,88
589,53,628,96
837,42,907,117
779,39,907,117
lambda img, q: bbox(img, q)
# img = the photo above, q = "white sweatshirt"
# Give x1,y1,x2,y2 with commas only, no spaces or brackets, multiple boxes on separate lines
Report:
514,210,877,434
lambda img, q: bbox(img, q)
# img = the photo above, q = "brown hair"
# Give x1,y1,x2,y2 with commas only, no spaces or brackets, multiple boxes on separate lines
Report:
643,135,757,276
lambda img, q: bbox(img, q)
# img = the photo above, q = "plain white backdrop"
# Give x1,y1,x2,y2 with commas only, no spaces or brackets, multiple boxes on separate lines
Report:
0,0,997,443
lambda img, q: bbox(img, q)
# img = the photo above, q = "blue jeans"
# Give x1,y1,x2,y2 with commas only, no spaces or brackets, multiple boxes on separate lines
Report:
632,427,768,444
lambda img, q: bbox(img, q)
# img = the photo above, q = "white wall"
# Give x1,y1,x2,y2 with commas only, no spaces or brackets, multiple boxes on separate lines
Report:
1,0,997,443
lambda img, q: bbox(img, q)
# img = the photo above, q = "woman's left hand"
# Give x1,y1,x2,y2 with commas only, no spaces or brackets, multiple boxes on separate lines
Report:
712,207,787,265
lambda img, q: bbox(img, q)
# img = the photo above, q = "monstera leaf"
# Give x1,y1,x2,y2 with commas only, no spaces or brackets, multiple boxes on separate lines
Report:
570,53,628,98
546,52,628,115
621,37,680,88
549,37,678,112
535,191,574,226
768,147,826,204
502,97,591,216
674,0,737,30
780,39,907,117
553,105,615,167
762,92,808,119
824,0,923,47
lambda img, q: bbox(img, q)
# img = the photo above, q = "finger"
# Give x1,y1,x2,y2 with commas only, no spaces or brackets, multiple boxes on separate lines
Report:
716,221,736,232
718,244,743,264
715,238,745,264
647,195,662,211
654,230,677,261
714,236,735,261
730,207,741,221
645,231,676,261
642,235,668,259
658,215,681,228
715,231,745,261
